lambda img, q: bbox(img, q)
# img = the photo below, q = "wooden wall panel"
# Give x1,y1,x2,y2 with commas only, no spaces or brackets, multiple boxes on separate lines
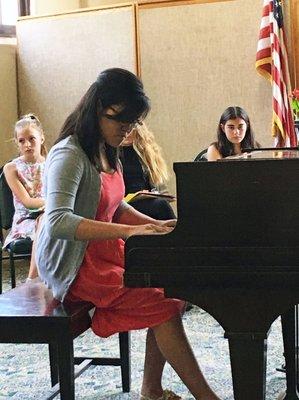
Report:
139,0,273,193
17,6,136,146
0,44,18,165
291,0,299,86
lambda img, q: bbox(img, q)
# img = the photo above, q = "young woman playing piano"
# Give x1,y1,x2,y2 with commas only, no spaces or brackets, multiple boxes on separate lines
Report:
35,68,221,400
207,106,260,161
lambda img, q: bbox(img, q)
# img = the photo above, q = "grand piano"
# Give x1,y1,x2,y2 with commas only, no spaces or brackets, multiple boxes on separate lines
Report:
124,148,299,400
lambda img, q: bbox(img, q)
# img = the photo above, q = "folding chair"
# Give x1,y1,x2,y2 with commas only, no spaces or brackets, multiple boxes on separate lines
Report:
0,166,32,289
194,148,208,162
0,220,2,294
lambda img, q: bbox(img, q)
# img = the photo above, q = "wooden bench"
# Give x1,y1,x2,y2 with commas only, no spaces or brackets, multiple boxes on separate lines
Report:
0,281,131,399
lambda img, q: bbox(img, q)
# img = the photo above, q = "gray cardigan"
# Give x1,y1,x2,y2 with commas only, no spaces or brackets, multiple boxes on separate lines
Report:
36,135,101,301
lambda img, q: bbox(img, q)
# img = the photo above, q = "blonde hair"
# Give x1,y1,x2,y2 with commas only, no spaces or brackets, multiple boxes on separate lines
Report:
14,113,47,157
131,124,168,187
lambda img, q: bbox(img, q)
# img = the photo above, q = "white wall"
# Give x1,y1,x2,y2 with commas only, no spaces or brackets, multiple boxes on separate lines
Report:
30,0,81,16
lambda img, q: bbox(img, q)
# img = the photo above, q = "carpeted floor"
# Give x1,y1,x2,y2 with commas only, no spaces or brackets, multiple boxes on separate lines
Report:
0,259,286,399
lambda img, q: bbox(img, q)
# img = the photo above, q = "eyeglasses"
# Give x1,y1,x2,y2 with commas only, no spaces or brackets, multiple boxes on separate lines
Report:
103,114,143,132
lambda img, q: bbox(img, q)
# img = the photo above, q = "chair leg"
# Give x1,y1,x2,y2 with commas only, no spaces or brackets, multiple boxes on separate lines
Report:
48,342,59,387
9,252,16,288
0,249,2,294
57,334,75,400
119,331,131,392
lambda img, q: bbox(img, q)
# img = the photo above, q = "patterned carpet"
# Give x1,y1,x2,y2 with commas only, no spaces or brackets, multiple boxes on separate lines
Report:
0,260,286,399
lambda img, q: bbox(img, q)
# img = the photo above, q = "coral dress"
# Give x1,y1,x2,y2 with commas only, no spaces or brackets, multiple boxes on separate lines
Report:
67,169,184,338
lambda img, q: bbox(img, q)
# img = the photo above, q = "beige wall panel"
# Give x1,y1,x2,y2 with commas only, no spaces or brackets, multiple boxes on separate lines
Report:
17,6,136,146
139,0,273,193
0,44,18,165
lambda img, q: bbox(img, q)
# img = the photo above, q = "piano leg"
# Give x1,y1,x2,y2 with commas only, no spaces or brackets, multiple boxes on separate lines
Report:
225,331,267,400
281,306,299,399
163,288,299,400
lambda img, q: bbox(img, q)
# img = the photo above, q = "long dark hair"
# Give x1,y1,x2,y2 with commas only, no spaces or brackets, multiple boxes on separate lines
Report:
214,106,259,157
56,68,150,170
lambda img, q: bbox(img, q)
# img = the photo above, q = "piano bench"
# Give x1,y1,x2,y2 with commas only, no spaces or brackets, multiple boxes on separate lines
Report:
0,281,131,400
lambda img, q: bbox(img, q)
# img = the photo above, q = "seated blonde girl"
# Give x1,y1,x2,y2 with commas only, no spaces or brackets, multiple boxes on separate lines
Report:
3,114,46,280
121,124,176,220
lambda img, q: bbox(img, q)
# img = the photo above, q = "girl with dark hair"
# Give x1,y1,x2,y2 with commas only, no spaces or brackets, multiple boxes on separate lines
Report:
36,68,221,400
207,106,260,161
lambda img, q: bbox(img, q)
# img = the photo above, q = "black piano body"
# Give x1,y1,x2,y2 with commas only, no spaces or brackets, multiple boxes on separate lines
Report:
125,150,299,400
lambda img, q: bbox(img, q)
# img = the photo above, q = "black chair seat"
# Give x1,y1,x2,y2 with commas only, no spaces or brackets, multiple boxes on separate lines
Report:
6,237,33,254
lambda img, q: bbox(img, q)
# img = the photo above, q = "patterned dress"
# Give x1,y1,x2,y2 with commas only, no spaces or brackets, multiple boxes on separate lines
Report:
67,169,184,338
3,157,45,249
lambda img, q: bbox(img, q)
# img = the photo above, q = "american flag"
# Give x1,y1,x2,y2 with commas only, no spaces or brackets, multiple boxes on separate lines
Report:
256,0,296,147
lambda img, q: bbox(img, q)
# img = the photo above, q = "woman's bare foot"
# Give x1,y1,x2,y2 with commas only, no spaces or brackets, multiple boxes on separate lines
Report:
140,389,181,400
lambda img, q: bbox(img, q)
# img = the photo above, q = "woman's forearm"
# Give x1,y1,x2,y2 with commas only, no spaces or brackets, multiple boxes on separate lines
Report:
75,218,133,240
75,217,172,241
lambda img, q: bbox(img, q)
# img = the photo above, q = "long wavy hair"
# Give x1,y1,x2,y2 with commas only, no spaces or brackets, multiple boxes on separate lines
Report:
14,113,47,157
55,68,150,171
130,124,169,187
213,106,259,157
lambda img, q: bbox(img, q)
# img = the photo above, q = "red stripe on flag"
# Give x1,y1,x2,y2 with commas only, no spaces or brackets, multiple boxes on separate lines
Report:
259,26,270,39
256,48,271,60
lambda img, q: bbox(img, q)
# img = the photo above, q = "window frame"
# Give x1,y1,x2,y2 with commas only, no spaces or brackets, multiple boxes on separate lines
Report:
0,0,30,38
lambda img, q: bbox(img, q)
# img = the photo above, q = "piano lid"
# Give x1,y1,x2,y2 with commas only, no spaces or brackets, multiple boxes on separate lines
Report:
172,155,299,247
